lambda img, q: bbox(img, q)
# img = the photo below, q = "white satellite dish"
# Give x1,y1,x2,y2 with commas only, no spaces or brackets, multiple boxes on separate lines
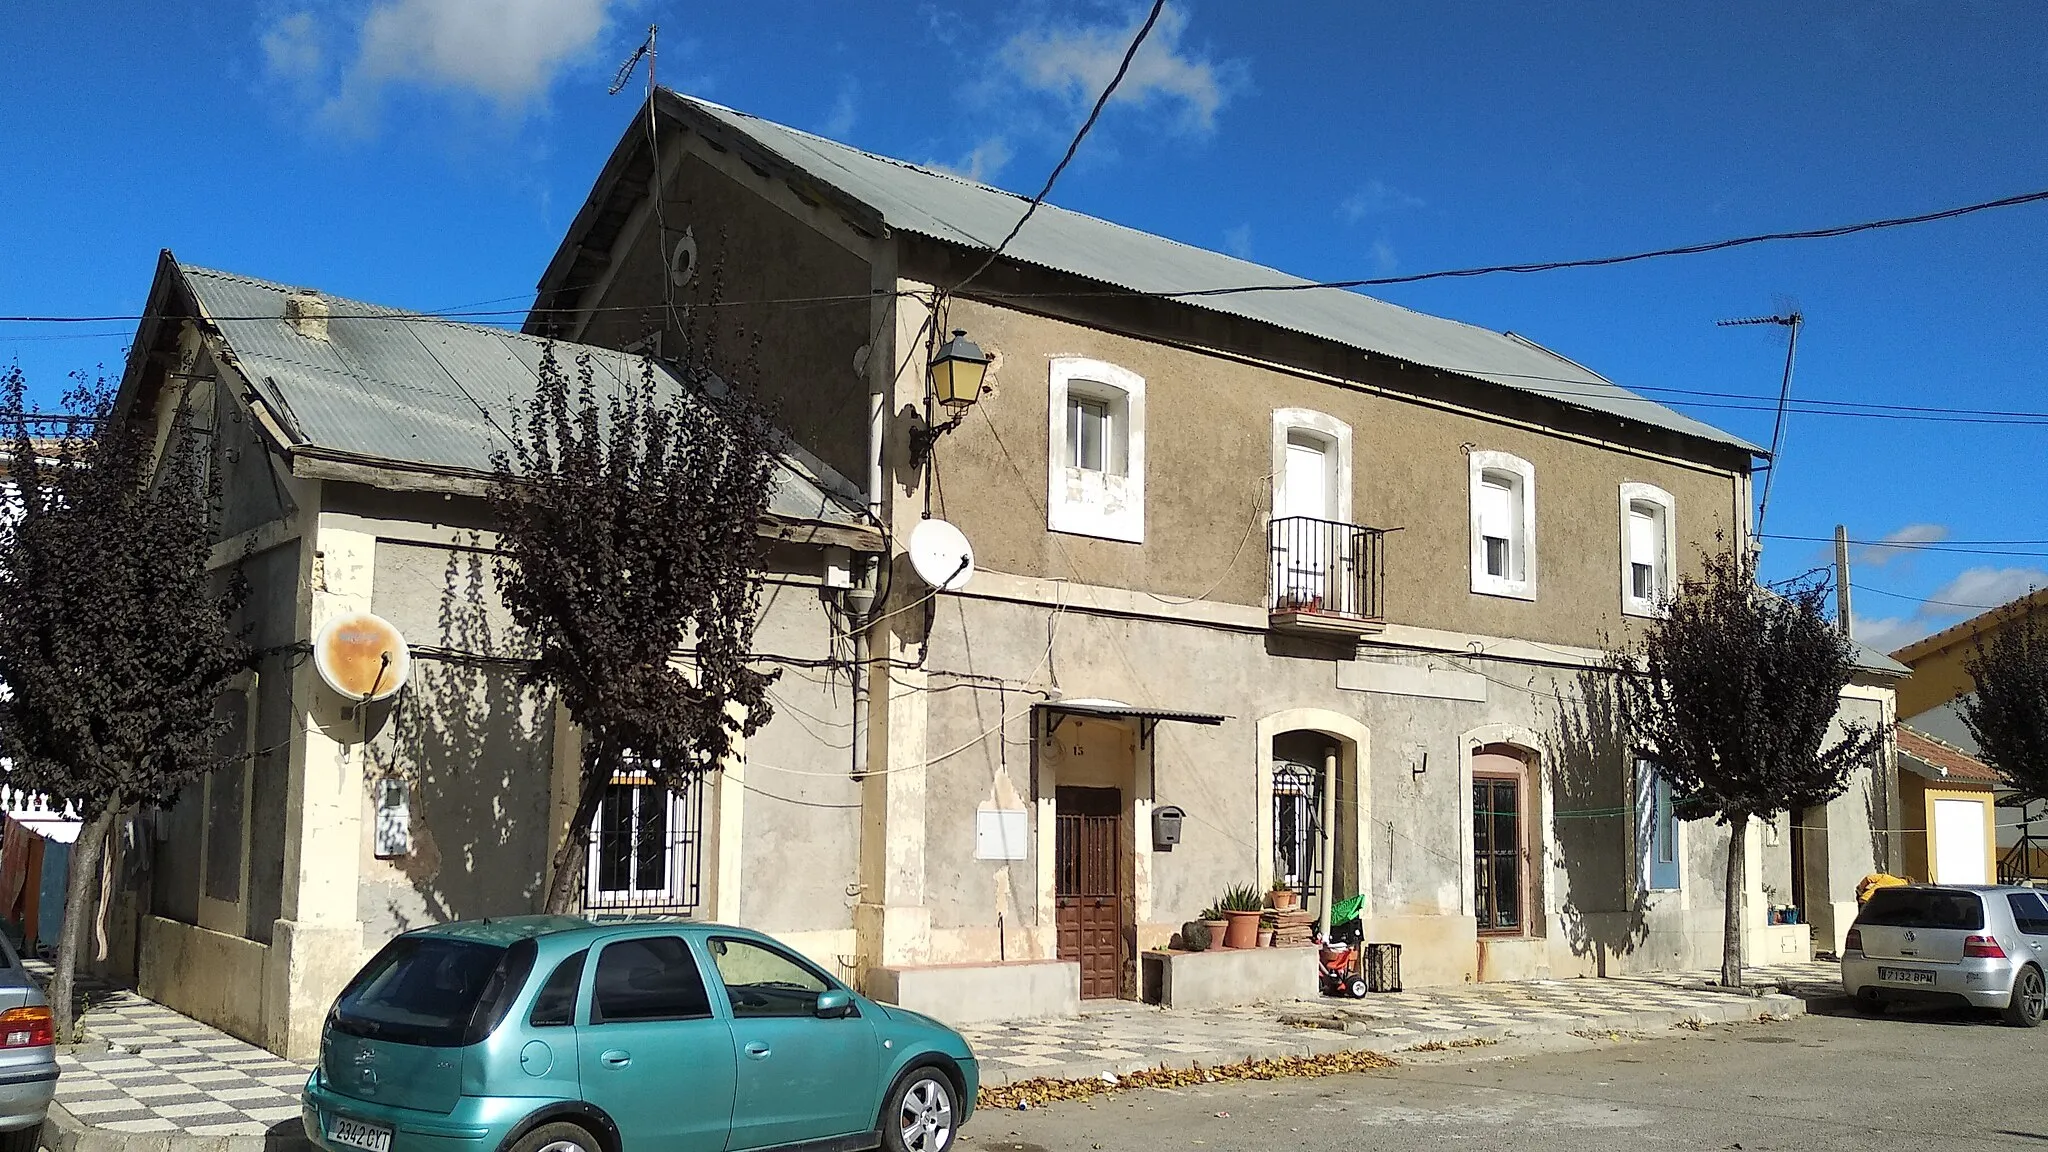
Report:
908,519,975,591
313,612,412,702
669,226,699,287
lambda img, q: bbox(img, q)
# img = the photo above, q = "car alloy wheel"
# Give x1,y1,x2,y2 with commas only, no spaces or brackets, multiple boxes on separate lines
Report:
896,1072,956,1152
2006,967,2046,1028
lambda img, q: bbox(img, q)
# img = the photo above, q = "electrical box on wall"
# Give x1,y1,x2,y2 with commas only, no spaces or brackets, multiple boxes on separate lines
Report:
1152,805,1185,851
822,546,854,590
975,809,1029,860
374,777,412,858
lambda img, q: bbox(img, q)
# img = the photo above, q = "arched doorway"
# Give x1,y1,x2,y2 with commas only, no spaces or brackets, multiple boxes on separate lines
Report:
1472,743,1531,937
1257,710,1370,930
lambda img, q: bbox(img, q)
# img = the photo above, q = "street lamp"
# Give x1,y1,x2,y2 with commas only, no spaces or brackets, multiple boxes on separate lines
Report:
928,329,990,410
910,329,990,468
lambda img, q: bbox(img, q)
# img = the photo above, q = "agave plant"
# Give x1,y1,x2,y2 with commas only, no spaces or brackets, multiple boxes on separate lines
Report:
1219,883,1265,913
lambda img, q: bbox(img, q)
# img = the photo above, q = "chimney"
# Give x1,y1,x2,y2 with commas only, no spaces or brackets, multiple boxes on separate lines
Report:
285,290,329,341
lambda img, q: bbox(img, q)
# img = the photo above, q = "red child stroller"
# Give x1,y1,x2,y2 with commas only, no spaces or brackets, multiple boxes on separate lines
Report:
1317,894,1369,998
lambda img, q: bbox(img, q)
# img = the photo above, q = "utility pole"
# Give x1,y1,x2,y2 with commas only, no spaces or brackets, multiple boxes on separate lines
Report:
1718,311,1803,537
1834,524,1853,635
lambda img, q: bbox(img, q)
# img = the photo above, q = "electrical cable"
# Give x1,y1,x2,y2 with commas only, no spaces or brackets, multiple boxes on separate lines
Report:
951,0,1167,295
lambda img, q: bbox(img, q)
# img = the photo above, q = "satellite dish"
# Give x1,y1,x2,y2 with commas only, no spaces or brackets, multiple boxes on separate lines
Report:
314,612,412,702
908,519,975,591
669,226,699,287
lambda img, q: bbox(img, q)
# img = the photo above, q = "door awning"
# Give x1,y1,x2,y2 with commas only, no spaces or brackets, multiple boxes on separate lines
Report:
1039,699,1227,748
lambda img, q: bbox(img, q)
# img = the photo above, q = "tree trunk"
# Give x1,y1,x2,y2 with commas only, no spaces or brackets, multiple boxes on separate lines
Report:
1721,816,1748,988
542,745,613,915
49,805,118,1044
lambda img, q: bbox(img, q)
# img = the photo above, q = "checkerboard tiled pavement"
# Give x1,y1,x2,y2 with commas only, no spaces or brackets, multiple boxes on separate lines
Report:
961,961,1833,1084
20,958,1837,1142
25,962,311,1140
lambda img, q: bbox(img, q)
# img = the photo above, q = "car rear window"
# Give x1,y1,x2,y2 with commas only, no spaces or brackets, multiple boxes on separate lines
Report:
1858,888,1985,931
332,936,537,1047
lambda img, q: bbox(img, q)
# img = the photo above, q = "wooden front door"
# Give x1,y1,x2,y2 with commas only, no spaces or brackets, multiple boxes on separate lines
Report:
1055,786,1124,999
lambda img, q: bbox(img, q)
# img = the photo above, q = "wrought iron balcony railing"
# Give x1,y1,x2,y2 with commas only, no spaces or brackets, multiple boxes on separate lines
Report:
1267,516,1386,636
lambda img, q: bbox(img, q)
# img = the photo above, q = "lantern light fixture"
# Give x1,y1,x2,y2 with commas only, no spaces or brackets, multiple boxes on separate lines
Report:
910,329,991,468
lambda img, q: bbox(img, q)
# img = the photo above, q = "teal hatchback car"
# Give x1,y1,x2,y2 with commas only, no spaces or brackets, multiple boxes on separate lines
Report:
301,918,976,1152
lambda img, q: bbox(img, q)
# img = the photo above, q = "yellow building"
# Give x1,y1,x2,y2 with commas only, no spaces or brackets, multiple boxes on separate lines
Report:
1890,591,2043,884
1895,728,1999,885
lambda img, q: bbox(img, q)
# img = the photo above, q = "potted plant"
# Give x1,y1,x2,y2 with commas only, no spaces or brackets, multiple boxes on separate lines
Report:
1200,904,1228,947
1219,884,1264,949
1257,911,1277,948
1269,879,1299,913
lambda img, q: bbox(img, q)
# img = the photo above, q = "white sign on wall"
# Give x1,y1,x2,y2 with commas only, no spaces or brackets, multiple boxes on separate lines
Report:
975,809,1029,861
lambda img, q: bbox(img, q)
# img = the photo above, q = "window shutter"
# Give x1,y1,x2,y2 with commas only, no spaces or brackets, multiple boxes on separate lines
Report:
1478,477,1514,539
1628,507,1658,568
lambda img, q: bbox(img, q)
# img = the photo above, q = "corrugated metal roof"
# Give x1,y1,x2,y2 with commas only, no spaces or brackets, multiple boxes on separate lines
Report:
665,92,1760,456
178,264,868,527
1040,699,1228,726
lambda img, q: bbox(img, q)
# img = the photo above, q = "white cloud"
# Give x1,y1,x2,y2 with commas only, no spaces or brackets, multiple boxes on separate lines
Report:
1370,238,1399,274
1000,3,1242,133
1855,522,1948,569
1338,179,1424,223
820,84,858,140
1926,566,2048,611
1852,613,1936,656
1222,224,1252,259
262,12,322,80
265,0,619,131
1848,563,2048,655
931,137,1013,182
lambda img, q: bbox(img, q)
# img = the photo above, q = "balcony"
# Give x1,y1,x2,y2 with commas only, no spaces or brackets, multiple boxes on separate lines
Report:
1267,516,1387,639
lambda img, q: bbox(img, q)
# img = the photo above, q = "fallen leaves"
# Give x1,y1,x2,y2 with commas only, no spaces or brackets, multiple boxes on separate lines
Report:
977,1050,1399,1111
1403,1036,1500,1052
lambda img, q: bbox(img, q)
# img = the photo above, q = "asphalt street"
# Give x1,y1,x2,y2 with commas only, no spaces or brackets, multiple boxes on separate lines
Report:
961,1003,2048,1151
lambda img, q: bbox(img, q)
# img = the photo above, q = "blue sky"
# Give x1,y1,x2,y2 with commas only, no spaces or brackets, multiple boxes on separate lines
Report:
4,1,2046,652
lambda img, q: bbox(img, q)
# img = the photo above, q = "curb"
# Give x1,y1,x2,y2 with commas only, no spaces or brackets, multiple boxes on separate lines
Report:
42,1101,314,1152
974,993,1805,1087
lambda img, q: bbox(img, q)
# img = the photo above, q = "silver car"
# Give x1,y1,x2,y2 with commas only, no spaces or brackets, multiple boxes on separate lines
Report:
0,935,57,1152
1842,884,2048,1027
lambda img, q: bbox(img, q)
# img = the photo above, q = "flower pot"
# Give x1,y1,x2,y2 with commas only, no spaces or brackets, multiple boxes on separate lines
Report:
1257,929,1275,948
1270,890,1299,913
1203,918,1228,948
1222,910,1262,949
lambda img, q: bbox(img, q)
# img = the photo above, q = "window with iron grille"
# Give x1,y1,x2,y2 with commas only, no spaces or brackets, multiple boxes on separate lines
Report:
585,757,704,915
1473,775,1522,933
1273,762,1322,899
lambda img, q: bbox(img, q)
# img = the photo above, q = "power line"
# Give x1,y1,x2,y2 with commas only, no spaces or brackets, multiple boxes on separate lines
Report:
951,0,1167,294
1772,531,2048,547
1767,534,2048,558
1849,581,2007,613
1012,186,2048,300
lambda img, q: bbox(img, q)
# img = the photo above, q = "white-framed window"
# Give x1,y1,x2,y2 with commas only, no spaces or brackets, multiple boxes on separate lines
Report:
1468,450,1536,599
1635,757,1681,892
1047,357,1145,542
1619,483,1676,617
1270,409,1353,524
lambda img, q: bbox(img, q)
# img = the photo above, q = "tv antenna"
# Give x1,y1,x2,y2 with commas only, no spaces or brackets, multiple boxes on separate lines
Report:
1717,308,1803,539
610,25,656,96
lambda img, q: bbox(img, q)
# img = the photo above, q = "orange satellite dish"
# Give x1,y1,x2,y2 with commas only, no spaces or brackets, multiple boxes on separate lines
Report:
313,612,411,702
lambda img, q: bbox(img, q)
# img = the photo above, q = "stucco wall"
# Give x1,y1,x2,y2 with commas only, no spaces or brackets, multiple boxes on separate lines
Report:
926,296,1743,652
576,149,874,485
359,537,557,947
912,589,1755,986
731,575,862,938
